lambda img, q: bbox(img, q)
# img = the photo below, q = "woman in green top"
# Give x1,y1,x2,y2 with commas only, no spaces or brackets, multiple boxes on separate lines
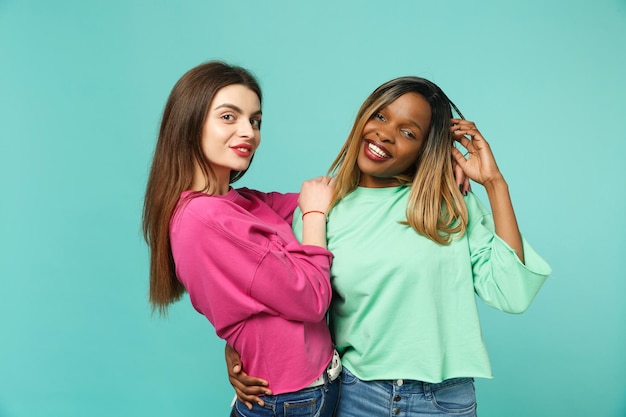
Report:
227,76,551,416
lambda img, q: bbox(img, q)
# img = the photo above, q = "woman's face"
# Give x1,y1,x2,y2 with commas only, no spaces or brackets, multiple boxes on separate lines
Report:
357,92,432,188
199,84,262,186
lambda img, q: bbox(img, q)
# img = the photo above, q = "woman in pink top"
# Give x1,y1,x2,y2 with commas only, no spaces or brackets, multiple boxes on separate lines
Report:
142,61,341,417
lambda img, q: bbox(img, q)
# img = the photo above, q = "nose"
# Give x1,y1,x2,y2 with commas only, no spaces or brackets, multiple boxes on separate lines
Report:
376,128,395,143
238,120,254,138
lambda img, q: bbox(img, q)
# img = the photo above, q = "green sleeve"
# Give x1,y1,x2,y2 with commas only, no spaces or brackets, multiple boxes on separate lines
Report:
465,193,552,313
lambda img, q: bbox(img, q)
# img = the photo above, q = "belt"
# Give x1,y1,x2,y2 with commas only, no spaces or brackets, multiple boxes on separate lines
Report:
306,350,342,388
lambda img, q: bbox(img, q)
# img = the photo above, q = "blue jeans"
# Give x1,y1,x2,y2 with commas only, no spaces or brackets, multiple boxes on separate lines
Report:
230,372,340,417
337,367,477,417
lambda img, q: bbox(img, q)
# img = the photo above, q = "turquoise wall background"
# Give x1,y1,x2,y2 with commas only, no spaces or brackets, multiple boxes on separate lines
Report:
1,0,625,416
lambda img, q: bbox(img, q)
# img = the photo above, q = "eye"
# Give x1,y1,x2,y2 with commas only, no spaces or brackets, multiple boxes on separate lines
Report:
374,112,386,122
401,129,416,139
250,118,262,129
221,113,235,121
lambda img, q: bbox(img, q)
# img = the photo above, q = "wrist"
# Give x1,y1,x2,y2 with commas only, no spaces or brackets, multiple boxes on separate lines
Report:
483,175,508,193
301,210,328,222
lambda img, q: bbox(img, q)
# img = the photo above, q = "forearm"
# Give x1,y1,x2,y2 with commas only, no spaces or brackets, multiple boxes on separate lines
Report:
300,211,328,249
483,177,525,263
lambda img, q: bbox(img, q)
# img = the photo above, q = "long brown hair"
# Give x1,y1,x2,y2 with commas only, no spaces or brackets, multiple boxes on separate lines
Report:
142,61,262,314
329,76,468,244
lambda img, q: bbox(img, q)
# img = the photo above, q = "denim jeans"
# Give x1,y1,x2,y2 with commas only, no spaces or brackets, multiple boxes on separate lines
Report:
230,372,340,417
337,367,477,417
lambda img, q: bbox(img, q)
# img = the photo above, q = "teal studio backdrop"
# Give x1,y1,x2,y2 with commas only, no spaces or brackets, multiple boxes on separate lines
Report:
1,0,625,416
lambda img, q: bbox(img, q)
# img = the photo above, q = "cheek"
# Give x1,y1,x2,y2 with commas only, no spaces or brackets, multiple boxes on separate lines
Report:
362,121,375,134
400,143,423,165
356,141,367,161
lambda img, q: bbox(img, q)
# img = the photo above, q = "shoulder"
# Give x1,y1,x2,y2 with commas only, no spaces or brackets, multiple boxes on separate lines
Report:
238,187,298,205
461,191,492,230
170,191,268,252
177,190,228,213
236,187,265,200
172,191,240,230
462,191,489,216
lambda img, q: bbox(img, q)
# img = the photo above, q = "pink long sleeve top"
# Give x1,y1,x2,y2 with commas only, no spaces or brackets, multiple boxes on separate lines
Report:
169,188,335,394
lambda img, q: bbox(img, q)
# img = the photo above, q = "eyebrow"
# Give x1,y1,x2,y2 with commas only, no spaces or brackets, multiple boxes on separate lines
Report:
411,121,425,133
214,103,262,117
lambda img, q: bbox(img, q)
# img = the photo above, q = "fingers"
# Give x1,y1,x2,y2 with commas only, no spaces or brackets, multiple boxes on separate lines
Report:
230,373,271,394
229,371,271,409
450,119,501,184
450,145,468,166
232,383,266,409
462,176,472,195
299,175,336,214
227,367,269,391
225,344,242,374
451,119,485,144
450,119,492,166
302,176,334,187
225,343,270,409
311,175,334,184
451,118,477,132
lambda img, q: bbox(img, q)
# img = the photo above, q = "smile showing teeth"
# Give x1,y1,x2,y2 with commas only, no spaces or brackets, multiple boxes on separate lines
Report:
368,142,390,158
231,145,253,157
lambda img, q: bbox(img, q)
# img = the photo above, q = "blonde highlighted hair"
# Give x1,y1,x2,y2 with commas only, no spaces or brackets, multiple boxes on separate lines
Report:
329,76,468,244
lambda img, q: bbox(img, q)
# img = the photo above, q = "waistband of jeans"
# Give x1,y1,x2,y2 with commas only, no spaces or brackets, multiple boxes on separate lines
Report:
383,376,475,393
305,350,342,388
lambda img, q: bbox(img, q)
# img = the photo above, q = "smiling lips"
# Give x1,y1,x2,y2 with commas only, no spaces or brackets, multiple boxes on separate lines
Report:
231,143,253,157
364,140,391,160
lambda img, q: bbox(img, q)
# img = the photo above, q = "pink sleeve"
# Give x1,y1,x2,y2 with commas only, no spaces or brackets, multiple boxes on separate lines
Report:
170,201,332,333
238,188,299,225
250,238,333,322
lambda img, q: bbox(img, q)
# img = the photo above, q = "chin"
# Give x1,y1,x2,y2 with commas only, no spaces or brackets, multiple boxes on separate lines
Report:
231,161,252,171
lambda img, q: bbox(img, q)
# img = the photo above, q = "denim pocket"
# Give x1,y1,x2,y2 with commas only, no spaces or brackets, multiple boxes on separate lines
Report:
430,378,477,415
339,367,358,386
284,396,319,416
233,394,322,417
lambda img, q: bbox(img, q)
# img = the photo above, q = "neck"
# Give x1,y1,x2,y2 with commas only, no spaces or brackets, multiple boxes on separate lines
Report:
191,163,230,195
358,178,402,188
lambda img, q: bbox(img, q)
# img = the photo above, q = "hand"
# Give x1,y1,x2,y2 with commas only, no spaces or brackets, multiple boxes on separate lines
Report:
451,120,524,262
225,344,271,409
450,119,504,186
452,156,471,195
298,176,335,215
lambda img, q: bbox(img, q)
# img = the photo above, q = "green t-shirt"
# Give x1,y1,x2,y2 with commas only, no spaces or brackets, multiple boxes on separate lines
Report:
293,186,551,383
